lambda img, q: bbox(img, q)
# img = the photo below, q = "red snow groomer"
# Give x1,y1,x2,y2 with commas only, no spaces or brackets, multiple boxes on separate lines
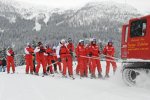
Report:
121,15,150,86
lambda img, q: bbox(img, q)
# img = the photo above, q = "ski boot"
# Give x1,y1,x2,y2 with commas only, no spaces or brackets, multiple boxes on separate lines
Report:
105,73,109,78
80,75,84,79
30,72,33,75
84,74,88,78
91,74,96,79
69,75,75,80
43,72,48,76
113,70,116,75
98,72,103,79
12,71,15,74
50,71,54,74
54,70,58,74
35,72,39,76
62,75,67,78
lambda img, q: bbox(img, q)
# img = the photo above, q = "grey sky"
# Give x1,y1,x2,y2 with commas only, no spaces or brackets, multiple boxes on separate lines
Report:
12,0,150,13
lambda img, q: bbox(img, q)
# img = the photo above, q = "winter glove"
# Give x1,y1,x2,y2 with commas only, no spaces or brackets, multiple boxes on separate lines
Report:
70,52,73,57
11,54,14,57
39,49,45,53
89,53,92,57
47,53,53,56
58,58,61,62
29,52,34,54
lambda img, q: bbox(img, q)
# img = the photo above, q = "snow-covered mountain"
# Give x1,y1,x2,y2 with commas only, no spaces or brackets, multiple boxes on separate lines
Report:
66,1,140,27
0,0,143,65
0,0,141,31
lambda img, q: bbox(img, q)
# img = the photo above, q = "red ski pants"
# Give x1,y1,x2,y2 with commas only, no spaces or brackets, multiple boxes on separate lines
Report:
106,60,117,74
7,57,15,73
45,57,53,73
25,58,34,73
61,57,73,76
91,59,102,75
36,59,46,73
78,57,87,76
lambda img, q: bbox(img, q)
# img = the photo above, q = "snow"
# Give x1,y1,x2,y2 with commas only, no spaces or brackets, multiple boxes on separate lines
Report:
124,59,150,62
0,28,4,33
136,72,150,89
68,1,140,27
0,61,149,100
7,16,16,24
32,20,41,31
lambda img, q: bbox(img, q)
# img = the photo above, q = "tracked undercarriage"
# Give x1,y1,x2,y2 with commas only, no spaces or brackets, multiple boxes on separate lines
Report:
122,61,150,86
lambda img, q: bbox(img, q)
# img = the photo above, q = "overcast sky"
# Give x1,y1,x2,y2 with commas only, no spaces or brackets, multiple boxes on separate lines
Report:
12,0,150,13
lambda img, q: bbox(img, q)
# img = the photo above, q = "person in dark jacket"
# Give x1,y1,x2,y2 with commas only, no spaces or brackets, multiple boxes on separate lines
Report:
0,58,2,72
2,58,6,72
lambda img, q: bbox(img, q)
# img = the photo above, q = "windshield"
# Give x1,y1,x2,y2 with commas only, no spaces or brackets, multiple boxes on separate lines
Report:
130,19,147,38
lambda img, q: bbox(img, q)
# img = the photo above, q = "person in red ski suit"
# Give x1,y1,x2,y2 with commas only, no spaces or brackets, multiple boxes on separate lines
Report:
88,38,102,78
66,38,74,76
34,42,47,75
45,44,54,74
6,47,15,73
103,40,117,78
56,39,73,78
85,43,92,74
25,43,34,74
75,40,87,77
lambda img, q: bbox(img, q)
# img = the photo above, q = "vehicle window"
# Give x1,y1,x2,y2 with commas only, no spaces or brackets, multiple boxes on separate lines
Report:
130,19,147,37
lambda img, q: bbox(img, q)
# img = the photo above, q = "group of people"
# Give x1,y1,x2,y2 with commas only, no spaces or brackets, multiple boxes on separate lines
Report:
5,38,117,79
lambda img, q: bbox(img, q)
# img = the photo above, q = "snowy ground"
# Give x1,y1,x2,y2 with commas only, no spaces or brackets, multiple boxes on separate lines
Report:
0,61,150,100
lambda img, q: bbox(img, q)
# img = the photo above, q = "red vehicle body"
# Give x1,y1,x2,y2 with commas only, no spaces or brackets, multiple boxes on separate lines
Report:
121,15,150,60
121,15,150,86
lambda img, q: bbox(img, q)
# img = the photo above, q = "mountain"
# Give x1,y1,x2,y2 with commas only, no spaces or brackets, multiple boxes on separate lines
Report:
0,0,142,65
65,2,140,26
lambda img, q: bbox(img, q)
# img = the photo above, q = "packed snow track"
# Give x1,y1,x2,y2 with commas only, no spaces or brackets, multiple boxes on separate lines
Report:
0,62,150,100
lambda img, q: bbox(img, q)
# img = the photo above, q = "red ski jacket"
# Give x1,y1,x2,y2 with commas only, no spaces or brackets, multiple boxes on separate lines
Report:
67,43,74,52
45,48,54,60
103,45,115,59
59,45,70,58
25,46,34,59
88,44,100,57
34,46,46,60
76,44,87,57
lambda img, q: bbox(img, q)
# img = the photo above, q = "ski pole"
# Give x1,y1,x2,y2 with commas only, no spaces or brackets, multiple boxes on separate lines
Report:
47,61,59,68
46,58,66,68
80,54,121,61
101,54,121,60
79,55,122,63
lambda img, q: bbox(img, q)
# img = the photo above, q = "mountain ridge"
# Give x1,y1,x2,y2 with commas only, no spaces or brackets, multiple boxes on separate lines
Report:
0,0,143,65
